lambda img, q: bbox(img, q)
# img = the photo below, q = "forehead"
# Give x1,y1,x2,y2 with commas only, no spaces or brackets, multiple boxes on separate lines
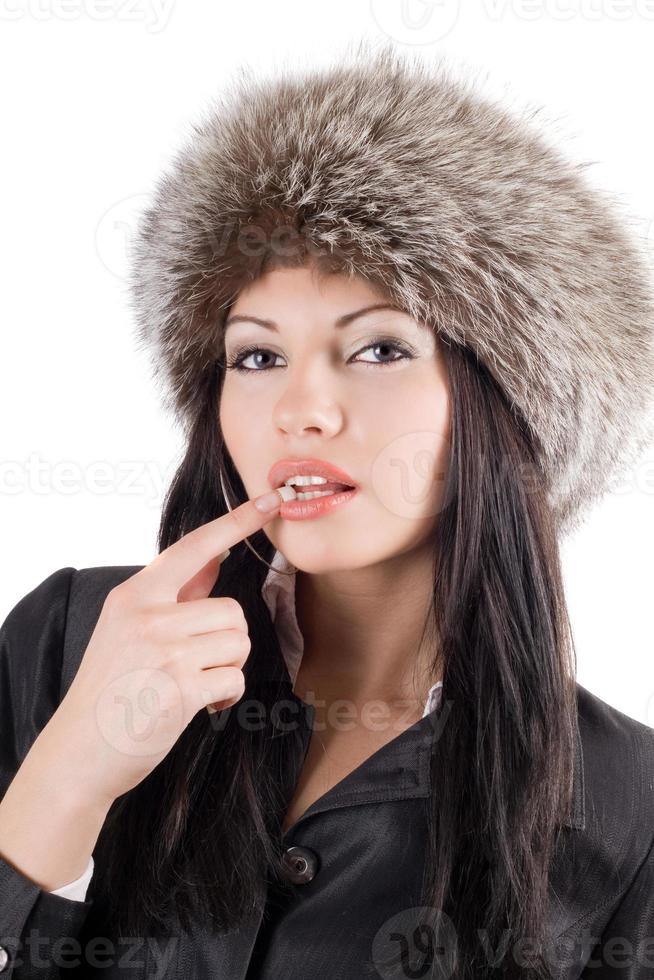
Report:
224,302,417,335
226,265,389,317
224,266,430,335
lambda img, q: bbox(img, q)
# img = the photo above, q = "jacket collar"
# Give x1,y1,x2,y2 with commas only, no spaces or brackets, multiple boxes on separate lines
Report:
280,687,585,837
567,712,586,830
262,550,585,836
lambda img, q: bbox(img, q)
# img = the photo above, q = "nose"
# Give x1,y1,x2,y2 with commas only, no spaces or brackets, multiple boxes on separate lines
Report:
272,371,344,438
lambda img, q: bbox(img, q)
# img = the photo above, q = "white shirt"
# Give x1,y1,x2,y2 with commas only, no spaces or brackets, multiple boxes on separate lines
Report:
49,550,443,901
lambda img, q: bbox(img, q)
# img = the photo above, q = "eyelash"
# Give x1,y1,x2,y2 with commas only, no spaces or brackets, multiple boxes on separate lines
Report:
223,337,416,373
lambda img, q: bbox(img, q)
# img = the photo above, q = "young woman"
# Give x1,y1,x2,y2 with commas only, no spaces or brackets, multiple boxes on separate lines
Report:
1,41,653,980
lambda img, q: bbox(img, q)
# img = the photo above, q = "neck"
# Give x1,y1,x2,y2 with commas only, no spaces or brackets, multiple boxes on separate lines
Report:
293,546,442,715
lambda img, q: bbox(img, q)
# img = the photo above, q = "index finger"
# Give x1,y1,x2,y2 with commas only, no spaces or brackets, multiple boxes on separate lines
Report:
142,487,291,599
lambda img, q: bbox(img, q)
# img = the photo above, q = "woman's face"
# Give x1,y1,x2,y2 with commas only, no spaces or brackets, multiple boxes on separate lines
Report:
219,263,451,573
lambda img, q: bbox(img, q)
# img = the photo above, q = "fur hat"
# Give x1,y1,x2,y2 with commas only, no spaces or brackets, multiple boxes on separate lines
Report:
127,40,654,538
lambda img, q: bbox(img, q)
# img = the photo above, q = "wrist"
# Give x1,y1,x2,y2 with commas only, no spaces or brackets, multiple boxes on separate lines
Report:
31,716,116,815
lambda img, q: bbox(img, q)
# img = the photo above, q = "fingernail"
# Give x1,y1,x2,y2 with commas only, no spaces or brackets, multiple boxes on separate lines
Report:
218,548,231,562
254,487,294,512
206,703,218,714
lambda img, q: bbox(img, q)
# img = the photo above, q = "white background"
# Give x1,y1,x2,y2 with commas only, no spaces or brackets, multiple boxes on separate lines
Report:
1,1,652,724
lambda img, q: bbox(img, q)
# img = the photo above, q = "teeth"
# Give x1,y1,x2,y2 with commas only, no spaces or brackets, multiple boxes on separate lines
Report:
283,475,328,487
275,473,355,503
294,489,338,500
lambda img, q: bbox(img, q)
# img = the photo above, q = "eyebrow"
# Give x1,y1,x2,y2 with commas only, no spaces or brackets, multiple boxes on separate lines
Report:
223,303,408,332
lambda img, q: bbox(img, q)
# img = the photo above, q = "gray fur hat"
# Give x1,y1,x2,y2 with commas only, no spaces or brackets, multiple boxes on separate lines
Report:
127,40,654,538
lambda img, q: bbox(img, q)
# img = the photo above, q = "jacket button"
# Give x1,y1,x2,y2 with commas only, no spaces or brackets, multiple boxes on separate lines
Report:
281,845,318,884
0,946,9,972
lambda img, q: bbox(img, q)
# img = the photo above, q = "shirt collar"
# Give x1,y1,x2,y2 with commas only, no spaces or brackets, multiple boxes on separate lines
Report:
260,549,443,718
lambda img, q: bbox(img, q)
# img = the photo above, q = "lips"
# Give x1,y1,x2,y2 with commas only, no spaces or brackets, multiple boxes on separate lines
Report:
268,458,358,492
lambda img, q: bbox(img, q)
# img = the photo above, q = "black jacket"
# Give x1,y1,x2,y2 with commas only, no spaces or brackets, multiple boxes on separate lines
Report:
1,566,653,979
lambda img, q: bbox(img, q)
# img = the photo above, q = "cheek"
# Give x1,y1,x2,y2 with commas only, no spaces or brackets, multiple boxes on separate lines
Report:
219,381,266,438
359,370,451,521
218,386,263,487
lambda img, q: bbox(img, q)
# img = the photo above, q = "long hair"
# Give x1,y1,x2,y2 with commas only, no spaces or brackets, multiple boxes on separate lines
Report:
89,254,578,979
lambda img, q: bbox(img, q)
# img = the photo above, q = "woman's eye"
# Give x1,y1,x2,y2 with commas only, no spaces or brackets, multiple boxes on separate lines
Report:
224,339,415,373
224,347,280,372
354,341,413,367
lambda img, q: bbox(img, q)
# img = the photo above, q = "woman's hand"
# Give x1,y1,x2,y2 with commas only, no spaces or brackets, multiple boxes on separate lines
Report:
43,488,285,810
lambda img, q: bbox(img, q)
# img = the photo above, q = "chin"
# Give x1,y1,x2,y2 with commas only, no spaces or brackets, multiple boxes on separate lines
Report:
275,534,394,577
